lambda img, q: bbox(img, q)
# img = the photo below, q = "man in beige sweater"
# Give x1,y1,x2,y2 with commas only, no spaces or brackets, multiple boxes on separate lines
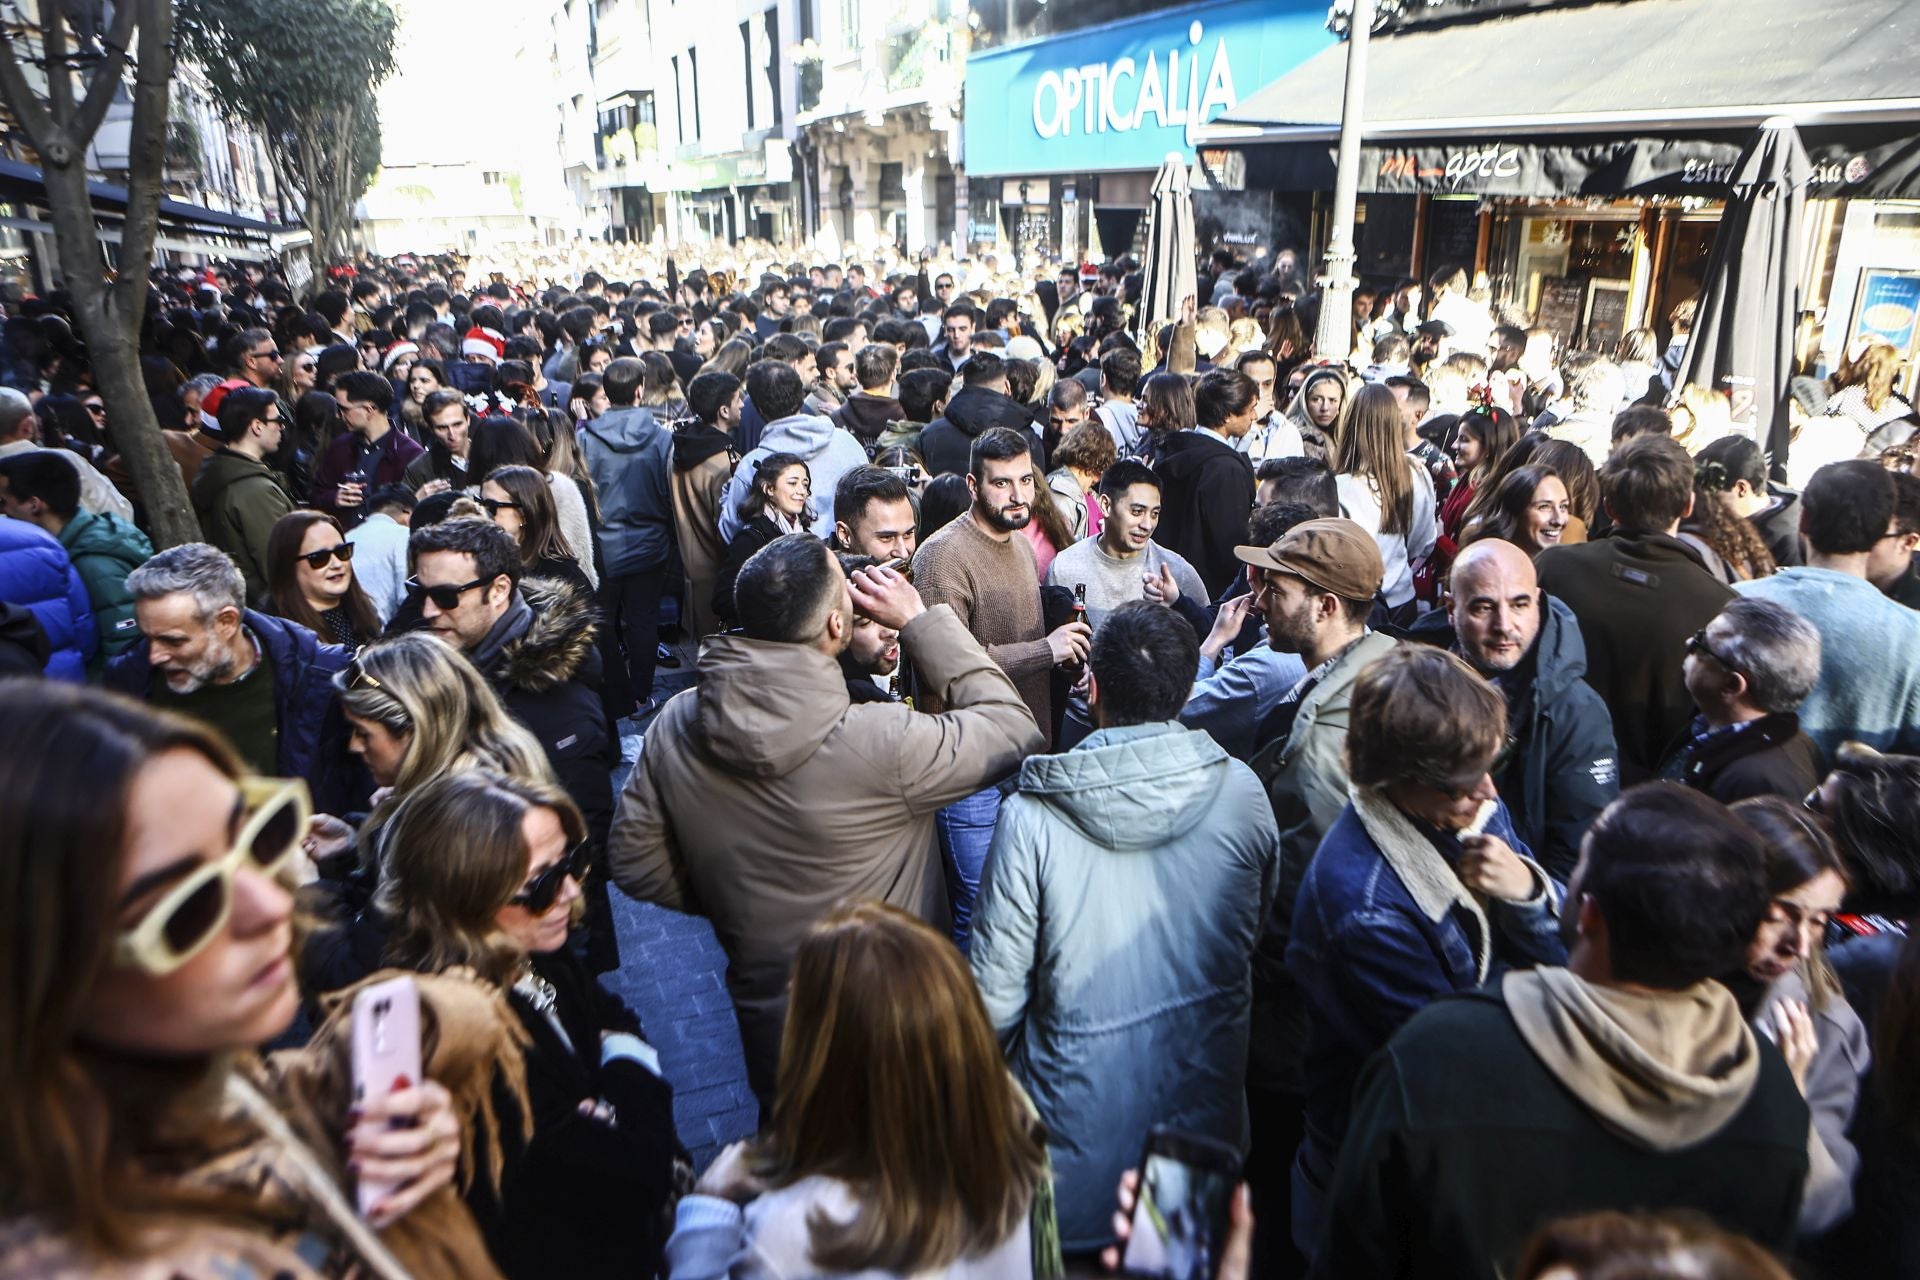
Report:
913,426,1091,949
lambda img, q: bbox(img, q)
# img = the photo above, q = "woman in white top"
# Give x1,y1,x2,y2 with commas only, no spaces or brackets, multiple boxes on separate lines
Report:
666,901,1050,1280
1334,384,1436,615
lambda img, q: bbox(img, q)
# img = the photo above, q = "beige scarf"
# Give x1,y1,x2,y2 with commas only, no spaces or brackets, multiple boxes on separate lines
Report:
1349,785,1492,984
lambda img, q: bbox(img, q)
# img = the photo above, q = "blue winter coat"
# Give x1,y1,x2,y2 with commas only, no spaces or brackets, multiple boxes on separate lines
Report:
970,722,1280,1251
0,517,95,680
105,609,356,812
1287,789,1565,1232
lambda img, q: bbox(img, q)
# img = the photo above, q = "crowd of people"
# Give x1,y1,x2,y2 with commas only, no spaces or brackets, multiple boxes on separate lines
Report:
2,241,1919,1280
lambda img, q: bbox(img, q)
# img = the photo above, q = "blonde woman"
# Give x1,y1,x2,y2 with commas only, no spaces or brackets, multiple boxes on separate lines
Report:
302,633,555,994
1827,338,1917,451
668,902,1050,1278
1285,365,1349,462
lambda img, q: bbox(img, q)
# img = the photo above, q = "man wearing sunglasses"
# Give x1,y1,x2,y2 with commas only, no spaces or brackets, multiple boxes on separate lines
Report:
108,543,356,811
407,516,617,963
1409,538,1618,883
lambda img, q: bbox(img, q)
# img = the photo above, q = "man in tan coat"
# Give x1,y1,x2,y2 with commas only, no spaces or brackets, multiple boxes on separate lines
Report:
671,371,741,640
607,533,1043,1105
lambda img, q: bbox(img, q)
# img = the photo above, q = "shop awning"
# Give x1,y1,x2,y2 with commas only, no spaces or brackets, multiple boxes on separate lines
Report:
0,157,283,244
1200,0,1920,198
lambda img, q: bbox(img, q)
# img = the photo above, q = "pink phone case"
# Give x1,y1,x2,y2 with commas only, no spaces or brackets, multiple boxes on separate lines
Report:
349,974,422,1216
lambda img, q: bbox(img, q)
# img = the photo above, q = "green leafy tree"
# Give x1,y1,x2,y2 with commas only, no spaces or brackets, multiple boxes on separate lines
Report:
0,0,200,547
178,0,396,287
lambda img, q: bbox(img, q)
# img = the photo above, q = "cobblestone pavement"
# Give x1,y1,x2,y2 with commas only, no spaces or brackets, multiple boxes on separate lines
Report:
599,648,758,1171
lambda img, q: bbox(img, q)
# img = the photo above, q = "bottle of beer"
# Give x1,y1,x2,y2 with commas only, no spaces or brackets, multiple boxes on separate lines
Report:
1062,583,1089,677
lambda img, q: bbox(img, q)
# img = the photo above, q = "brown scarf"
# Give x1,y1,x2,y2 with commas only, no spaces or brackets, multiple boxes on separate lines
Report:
261,968,532,1277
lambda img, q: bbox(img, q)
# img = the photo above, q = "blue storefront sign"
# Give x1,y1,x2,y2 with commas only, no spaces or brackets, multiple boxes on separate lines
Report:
962,0,1332,178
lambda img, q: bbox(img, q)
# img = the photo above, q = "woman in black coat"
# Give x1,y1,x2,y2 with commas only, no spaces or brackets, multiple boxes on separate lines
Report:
712,450,813,627
378,769,687,1278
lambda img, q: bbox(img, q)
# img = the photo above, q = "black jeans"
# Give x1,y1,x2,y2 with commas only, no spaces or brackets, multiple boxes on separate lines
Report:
602,567,666,712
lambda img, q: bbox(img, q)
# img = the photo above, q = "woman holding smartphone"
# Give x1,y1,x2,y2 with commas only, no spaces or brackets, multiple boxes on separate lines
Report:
378,770,686,1278
0,681,493,1278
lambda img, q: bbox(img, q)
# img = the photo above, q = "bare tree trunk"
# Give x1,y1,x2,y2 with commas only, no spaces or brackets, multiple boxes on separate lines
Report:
0,0,198,546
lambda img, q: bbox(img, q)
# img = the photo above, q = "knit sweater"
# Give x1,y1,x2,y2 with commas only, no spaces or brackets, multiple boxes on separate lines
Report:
1045,536,1207,629
913,514,1054,745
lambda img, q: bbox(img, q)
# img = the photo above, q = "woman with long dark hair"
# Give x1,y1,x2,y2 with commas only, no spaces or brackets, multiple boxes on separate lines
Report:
264,509,381,647
0,681,491,1277
480,465,594,593
378,770,686,1278
1723,797,1866,1236
667,901,1049,1277
1439,405,1521,556
1679,457,1777,584
1815,746,1920,1018
1463,465,1572,559
712,452,812,627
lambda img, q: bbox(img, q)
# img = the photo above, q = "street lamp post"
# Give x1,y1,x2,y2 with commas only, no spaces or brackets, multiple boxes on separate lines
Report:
1313,0,1376,360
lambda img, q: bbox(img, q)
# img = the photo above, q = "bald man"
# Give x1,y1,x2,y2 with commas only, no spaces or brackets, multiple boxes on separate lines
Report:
1407,538,1619,881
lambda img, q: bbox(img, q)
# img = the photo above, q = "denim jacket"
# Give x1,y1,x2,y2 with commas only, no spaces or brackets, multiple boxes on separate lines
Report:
1288,789,1566,1202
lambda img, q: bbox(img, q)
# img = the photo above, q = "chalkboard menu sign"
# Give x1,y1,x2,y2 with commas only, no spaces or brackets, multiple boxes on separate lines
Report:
1536,275,1585,348
1584,280,1631,355
1427,198,1481,277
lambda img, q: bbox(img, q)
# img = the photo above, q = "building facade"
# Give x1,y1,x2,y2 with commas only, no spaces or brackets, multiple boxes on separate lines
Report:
955,0,1332,267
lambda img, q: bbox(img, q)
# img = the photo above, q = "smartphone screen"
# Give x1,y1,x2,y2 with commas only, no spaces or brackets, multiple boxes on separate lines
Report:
1121,1136,1239,1279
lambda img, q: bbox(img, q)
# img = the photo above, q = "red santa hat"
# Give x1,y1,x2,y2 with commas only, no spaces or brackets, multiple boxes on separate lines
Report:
461,326,506,363
198,377,252,435
382,340,421,373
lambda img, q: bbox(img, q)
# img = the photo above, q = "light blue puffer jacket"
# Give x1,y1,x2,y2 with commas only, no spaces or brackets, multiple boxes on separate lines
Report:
970,721,1279,1251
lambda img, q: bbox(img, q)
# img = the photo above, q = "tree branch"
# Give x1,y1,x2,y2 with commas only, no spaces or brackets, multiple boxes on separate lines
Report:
113,0,172,341
38,0,74,126
72,0,141,141
0,24,59,148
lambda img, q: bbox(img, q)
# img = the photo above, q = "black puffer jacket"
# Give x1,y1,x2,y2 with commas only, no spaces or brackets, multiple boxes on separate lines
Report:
1409,594,1619,882
919,386,1047,477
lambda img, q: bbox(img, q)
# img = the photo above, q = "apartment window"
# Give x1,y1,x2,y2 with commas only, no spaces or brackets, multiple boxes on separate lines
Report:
798,0,813,42
766,7,782,125
671,55,684,144
689,46,702,137
740,20,755,131
839,0,859,50
482,170,507,185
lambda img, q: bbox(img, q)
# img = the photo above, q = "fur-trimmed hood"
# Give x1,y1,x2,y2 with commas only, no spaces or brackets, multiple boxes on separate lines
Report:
474,575,599,694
